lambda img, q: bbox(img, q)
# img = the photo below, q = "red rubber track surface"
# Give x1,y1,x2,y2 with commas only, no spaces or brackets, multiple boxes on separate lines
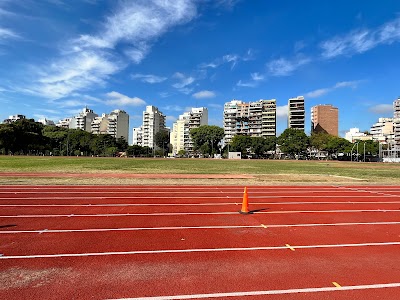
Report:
1,185,400,300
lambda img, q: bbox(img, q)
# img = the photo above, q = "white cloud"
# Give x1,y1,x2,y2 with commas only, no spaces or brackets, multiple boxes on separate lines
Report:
163,105,185,112
320,16,400,59
192,90,216,99
172,72,195,93
236,80,257,88
200,49,254,70
305,80,362,98
0,27,19,41
132,73,167,84
267,56,311,76
26,52,121,100
73,0,197,63
105,91,146,106
368,104,394,114
276,105,288,120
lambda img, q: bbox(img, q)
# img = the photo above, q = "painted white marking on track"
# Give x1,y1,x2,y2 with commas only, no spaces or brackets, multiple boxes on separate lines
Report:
0,241,399,259
1,209,400,218
2,221,400,234
106,282,400,299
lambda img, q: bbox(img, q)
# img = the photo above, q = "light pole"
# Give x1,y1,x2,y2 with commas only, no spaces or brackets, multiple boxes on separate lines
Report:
363,142,366,162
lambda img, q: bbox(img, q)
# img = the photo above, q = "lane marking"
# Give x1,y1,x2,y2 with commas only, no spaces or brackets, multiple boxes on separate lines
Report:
2,209,400,218
106,282,400,299
286,244,295,251
2,221,400,234
1,195,397,200
2,200,400,207
332,282,342,288
1,241,399,259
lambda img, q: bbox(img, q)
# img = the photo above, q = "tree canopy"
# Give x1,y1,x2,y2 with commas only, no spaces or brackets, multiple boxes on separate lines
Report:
190,125,224,156
277,128,309,157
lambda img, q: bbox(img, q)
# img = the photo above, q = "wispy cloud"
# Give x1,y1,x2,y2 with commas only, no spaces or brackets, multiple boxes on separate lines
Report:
24,52,121,99
0,27,19,42
192,90,216,99
16,1,199,100
368,104,394,114
320,16,400,59
172,72,195,94
73,0,197,62
305,80,362,98
236,72,265,88
105,91,146,107
200,49,254,70
267,56,311,77
131,73,167,84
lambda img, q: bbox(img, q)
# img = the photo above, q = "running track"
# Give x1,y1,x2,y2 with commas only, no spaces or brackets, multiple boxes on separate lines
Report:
1,185,400,299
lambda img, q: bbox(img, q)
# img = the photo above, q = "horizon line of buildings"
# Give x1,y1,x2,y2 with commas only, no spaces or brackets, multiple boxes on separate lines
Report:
3,96,400,154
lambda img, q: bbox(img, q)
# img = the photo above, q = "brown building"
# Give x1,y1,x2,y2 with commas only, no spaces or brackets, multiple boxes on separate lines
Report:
311,104,338,136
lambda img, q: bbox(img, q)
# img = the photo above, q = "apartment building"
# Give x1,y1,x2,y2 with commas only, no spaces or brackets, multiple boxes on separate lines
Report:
107,110,129,141
394,97,400,149
3,114,26,124
311,104,338,136
133,106,166,149
288,96,305,131
223,99,276,143
56,118,71,128
69,107,98,132
170,107,208,155
370,118,394,144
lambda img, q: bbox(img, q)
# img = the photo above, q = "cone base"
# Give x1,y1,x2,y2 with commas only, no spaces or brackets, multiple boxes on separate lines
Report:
239,210,252,215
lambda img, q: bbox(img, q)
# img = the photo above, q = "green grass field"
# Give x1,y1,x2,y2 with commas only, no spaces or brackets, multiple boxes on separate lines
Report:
0,156,399,184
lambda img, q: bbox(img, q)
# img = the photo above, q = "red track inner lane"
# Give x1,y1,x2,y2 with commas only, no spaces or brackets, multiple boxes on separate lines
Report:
1,185,400,300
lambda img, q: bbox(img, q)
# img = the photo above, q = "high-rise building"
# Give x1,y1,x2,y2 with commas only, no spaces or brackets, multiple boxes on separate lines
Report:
90,110,129,141
170,107,208,155
133,106,166,149
288,96,305,131
69,107,98,132
107,110,129,141
223,99,276,143
370,118,394,144
394,97,400,149
311,104,338,136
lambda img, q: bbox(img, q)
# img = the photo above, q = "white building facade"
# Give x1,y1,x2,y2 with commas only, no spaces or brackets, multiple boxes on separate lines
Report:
394,98,400,150
133,106,166,149
69,107,98,132
170,107,208,155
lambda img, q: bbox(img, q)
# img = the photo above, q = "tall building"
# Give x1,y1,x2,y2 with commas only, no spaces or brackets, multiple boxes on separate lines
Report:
311,104,338,136
107,110,129,141
370,118,394,144
223,99,276,143
133,106,166,148
394,97,400,149
69,107,98,132
170,107,208,155
288,96,305,131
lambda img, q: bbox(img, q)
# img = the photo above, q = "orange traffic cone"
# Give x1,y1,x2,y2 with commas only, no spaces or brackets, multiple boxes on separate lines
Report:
239,187,250,214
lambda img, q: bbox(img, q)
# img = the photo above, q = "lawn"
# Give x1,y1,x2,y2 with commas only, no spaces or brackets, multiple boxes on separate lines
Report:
0,156,399,184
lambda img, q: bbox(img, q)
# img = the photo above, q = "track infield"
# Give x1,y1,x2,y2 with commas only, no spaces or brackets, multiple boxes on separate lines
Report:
1,185,400,299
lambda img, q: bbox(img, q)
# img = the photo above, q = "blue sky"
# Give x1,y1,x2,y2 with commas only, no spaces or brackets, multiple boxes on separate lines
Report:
1,0,400,142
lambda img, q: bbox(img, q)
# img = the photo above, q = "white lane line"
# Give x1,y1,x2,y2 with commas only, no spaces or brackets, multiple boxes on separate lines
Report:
1,241,399,259
1,209,400,218
3,221,400,234
107,282,400,299
0,195,398,200
2,201,400,207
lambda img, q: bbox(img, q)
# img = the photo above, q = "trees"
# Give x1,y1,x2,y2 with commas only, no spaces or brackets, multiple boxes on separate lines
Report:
277,129,309,157
154,130,170,155
190,125,224,156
